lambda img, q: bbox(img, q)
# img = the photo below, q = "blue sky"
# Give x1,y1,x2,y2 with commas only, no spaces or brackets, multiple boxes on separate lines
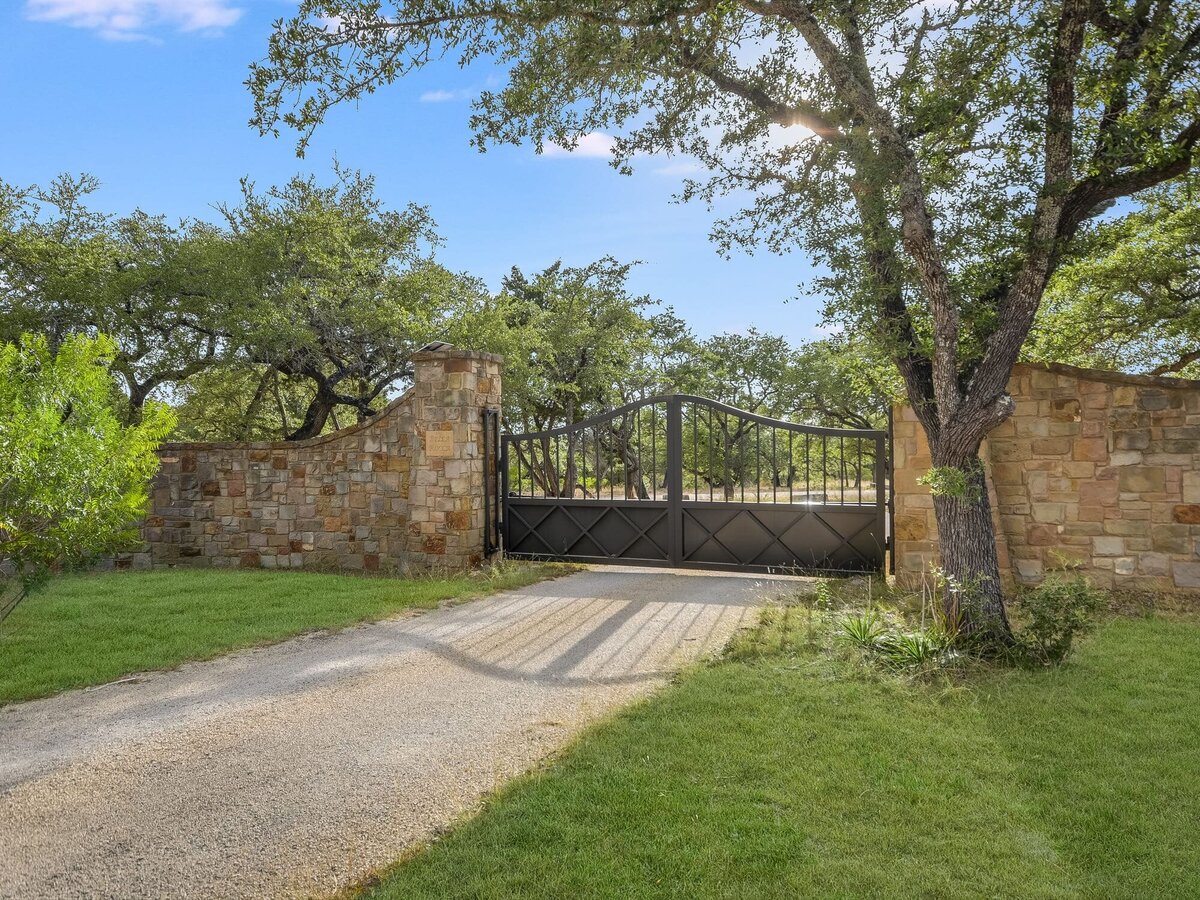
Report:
1,0,826,343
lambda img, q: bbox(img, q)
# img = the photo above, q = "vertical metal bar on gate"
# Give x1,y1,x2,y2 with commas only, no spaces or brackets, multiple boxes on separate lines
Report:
665,395,684,567
886,406,896,575
483,409,491,555
499,430,510,557
483,409,500,556
875,430,888,573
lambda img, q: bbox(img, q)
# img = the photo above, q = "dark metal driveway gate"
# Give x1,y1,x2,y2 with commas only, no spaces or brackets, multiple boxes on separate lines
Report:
500,395,889,574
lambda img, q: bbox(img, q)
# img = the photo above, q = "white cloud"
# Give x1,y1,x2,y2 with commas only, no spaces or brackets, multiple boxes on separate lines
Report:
316,15,343,34
811,322,845,337
420,89,460,103
542,132,616,158
26,0,242,40
653,160,705,177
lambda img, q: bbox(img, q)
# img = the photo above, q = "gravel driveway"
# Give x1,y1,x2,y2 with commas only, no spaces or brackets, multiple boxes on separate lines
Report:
0,567,800,899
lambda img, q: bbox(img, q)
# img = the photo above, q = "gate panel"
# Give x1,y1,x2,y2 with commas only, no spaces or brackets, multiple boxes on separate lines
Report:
681,504,882,571
502,395,889,574
506,499,670,564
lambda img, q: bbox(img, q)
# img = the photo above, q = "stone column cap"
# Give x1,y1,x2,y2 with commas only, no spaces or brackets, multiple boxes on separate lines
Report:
412,348,504,365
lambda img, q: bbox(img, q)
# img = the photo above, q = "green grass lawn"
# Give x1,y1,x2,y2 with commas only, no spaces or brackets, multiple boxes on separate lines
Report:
363,612,1200,899
0,564,564,705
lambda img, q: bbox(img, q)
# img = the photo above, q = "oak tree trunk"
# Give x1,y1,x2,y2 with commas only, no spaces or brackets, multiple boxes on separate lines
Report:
287,392,334,441
928,442,1014,645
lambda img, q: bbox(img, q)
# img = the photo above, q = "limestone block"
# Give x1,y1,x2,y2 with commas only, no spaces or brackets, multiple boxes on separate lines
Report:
1140,390,1178,411
1185,472,1200,504
1172,562,1200,589
1113,557,1136,575
1026,524,1058,546
1076,484,1115,513
1102,519,1149,537
1119,467,1165,493
1015,558,1043,581
1028,437,1067,456
1031,502,1065,524
1113,430,1150,450
1140,553,1171,576
1152,524,1190,553
1109,451,1144,467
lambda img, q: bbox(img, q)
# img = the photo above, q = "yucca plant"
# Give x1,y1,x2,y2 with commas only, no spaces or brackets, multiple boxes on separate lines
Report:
878,630,951,670
836,610,887,652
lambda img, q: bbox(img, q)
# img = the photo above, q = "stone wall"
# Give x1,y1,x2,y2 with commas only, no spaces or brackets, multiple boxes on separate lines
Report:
124,349,502,573
893,362,1200,594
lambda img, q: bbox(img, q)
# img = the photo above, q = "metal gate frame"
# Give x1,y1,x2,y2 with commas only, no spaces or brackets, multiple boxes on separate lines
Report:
483,407,501,556
498,395,891,575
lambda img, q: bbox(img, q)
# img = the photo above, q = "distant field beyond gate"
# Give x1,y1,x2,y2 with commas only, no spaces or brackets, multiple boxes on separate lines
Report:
502,395,889,573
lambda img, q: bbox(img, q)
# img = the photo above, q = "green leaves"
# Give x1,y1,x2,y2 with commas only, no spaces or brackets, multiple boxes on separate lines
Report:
0,173,231,421
1012,573,1107,666
1029,176,1200,377
0,333,175,610
497,257,656,429
0,167,496,442
216,167,464,438
918,463,984,501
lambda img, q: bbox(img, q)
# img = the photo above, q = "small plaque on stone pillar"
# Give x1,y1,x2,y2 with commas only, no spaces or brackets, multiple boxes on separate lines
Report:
426,430,454,457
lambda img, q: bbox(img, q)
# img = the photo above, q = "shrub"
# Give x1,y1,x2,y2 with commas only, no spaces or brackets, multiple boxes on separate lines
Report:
1012,574,1107,665
0,333,174,620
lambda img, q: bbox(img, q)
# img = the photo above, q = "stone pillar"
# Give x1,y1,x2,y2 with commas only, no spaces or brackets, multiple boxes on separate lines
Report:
404,349,504,570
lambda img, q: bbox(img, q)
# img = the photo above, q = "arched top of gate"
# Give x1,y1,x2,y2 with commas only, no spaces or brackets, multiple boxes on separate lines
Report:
504,393,887,441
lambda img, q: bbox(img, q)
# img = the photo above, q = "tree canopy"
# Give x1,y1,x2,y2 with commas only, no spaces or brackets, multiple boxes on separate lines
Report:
0,169,880,447
0,174,229,420
217,167,488,438
497,257,655,431
0,169,503,440
1029,177,1200,378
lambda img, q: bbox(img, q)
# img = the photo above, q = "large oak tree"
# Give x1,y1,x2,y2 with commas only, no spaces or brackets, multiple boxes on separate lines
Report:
251,0,1200,641
220,167,486,439
0,175,229,422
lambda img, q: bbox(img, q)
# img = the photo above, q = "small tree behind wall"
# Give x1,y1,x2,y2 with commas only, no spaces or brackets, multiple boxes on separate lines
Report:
0,334,174,622
250,1,1200,643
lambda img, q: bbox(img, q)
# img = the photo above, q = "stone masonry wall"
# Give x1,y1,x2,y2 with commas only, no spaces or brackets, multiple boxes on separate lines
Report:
123,349,502,573
894,362,1200,594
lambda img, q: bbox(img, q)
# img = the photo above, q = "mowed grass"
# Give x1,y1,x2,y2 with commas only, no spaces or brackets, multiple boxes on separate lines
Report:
0,564,565,705
364,613,1200,899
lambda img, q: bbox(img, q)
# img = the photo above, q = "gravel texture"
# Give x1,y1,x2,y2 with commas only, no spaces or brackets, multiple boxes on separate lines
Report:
0,567,801,899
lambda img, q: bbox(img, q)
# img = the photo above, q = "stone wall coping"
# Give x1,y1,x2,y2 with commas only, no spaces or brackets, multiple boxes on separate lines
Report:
412,348,505,365
1016,360,1200,391
894,363,1200,422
